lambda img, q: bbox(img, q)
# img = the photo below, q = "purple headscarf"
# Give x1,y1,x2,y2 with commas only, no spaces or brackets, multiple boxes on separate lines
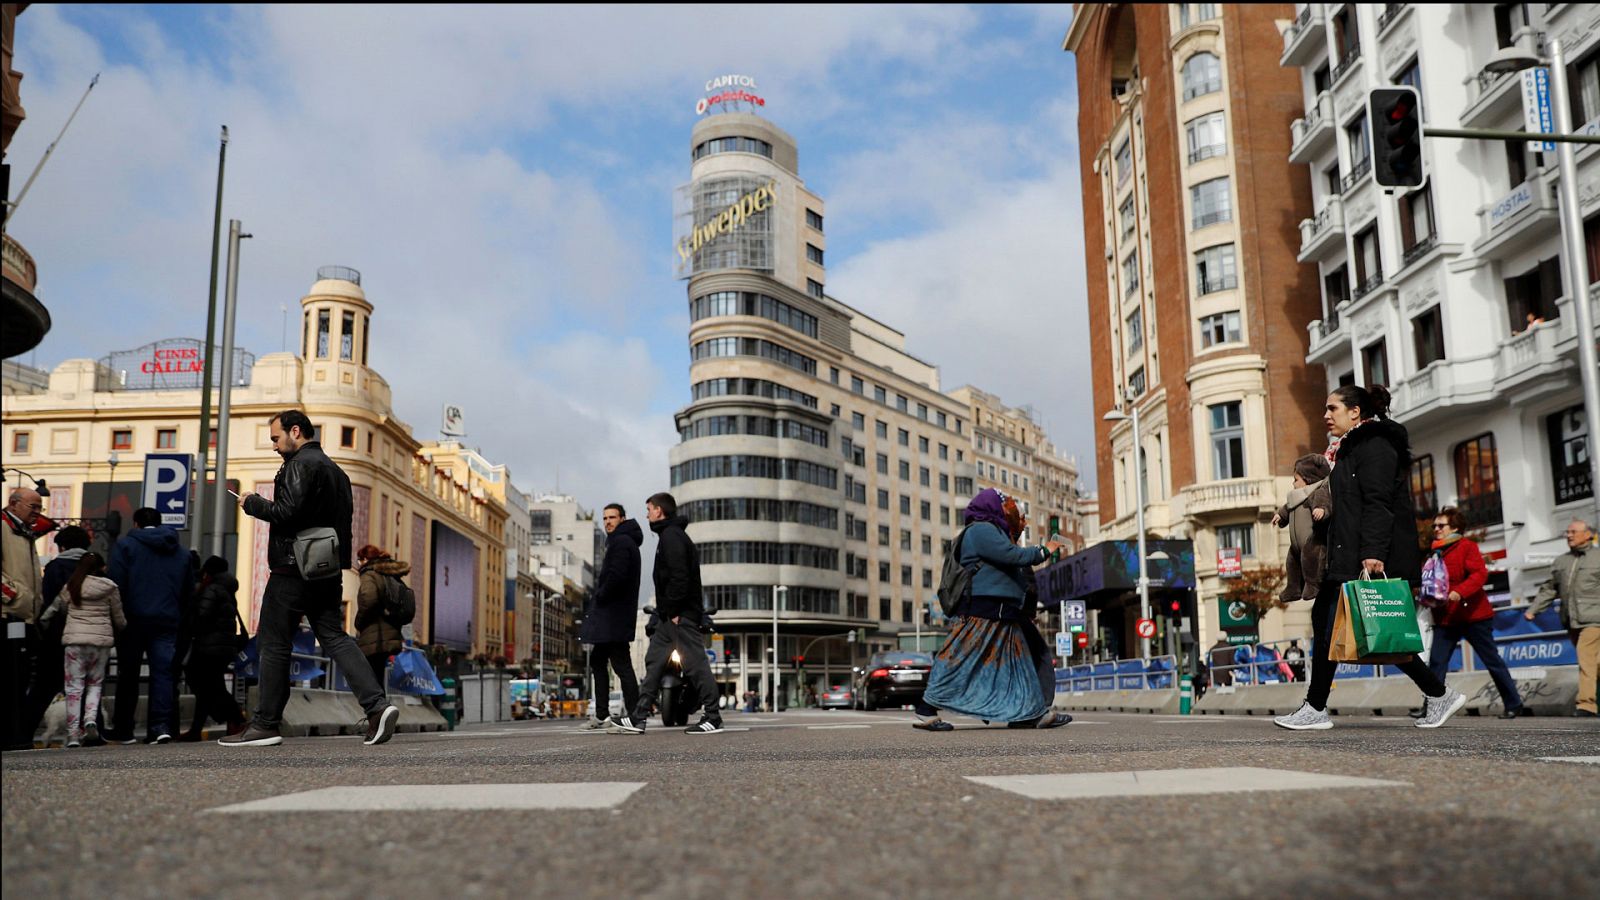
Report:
963,488,1009,533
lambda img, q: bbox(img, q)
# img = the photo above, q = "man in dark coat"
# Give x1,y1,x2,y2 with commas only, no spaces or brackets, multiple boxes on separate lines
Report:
106,508,194,744
220,409,397,748
609,492,722,735
577,504,642,731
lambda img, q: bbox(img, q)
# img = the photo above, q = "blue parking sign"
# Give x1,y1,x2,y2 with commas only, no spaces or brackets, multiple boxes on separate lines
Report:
142,453,193,529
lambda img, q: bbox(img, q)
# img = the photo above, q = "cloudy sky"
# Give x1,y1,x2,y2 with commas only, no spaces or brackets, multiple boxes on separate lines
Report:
7,4,1092,525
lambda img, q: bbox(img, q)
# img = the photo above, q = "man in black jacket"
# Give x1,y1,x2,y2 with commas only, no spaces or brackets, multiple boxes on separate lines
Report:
610,492,723,734
219,409,398,747
578,504,642,732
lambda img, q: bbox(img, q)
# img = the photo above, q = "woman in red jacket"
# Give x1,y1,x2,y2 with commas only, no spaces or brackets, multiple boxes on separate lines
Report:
1426,507,1528,718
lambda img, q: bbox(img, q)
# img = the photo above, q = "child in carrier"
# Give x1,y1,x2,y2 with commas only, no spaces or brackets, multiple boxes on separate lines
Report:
1273,453,1332,603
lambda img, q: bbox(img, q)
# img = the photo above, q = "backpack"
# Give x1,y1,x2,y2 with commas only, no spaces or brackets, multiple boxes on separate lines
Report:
381,573,417,626
1418,552,1450,609
935,525,983,618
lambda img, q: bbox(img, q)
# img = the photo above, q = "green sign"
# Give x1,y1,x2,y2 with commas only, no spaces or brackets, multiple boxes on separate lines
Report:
1069,624,1084,633
1218,598,1257,630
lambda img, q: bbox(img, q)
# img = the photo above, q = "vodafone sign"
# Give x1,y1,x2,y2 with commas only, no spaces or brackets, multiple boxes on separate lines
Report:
697,74,766,115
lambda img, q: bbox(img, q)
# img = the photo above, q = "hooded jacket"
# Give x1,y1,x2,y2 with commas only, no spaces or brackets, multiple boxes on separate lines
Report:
58,574,127,647
957,521,1049,605
355,559,410,657
582,519,642,643
1275,479,1331,551
1,509,43,622
1326,419,1421,584
109,526,194,628
242,441,355,574
650,515,703,624
189,573,244,658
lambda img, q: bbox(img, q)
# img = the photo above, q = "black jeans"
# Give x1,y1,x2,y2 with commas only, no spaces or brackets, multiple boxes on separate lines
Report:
633,619,718,722
366,652,390,688
186,650,244,731
110,620,179,739
253,573,387,730
1306,578,1446,710
589,641,639,719
22,617,65,741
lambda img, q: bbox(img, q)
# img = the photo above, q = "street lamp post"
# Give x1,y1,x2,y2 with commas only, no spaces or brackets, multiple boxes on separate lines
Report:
1103,397,1151,658
772,584,786,713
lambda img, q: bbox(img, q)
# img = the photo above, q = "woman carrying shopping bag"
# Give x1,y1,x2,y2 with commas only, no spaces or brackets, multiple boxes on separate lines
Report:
1275,384,1465,731
1425,507,1528,718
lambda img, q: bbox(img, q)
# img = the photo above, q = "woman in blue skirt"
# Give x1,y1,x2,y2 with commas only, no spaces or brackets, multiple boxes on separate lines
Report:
914,489,1071,731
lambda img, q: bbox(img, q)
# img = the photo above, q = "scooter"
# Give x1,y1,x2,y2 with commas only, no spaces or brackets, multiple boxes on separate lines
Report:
642,605,714,728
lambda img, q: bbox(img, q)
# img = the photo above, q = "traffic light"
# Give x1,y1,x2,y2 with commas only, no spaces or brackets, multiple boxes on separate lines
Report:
1162,596,1183,620
1369,86,1425,189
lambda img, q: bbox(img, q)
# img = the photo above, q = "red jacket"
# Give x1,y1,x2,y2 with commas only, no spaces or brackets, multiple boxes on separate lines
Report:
1431,537,1492,627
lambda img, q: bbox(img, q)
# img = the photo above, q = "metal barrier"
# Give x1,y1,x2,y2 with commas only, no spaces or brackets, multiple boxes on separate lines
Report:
1057,655,1177,693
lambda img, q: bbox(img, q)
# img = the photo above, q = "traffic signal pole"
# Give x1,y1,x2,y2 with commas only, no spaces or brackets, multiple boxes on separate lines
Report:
1419,126,1600,144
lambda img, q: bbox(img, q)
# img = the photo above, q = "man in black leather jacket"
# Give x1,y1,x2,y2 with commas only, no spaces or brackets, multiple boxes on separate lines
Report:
219,409,398,747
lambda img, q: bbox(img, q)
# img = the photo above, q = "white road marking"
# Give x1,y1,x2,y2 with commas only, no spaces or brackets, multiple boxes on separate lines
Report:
1536,756,1600,765
208,782,646,813
808,724,871,730
965,767,1408,800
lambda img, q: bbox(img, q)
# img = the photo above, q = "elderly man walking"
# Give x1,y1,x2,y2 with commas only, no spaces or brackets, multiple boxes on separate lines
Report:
220,409,399,746
1525,519,1600,718
2,488,46,750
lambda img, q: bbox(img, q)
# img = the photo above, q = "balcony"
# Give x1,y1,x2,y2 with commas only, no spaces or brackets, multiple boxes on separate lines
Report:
1329,45,1363,87
1472,176,1559,261
1460,66,1521,129
1178,478,1276,521
1376,3,1410,35
1289,92,1336,165
1351,273,1385,302
1307,306,1349,365
1339,157,1372,196
1281,5,1327,68
1495,316,1567,397
1,233,49,359
1297,196,1345,263
1392,355,1500,427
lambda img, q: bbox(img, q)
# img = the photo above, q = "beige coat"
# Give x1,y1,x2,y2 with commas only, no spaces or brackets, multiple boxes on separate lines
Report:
1529,544,1600,629
58,575,127,647
1,511,43,623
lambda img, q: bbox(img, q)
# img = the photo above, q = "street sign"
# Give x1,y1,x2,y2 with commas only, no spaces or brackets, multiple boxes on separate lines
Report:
711,632,725,661
142,453,193,528
1218,548,1242,579
1521,67,1556,152
1076,632,1089,648
1063,600,1087,632
1135,618,1156,639
706,649,717,665
1055,632,1072,657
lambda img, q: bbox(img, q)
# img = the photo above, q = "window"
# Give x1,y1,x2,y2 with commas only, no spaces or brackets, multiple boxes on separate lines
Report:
340,311,355,360
942,504,952,524
1195,244,1237,293
898,428,910,447
11,431,29,454
807,278,825,299
338,426,354,449
155,428,177,450
1494,3,1529,50
807,244,825,266
1346,113,1371,170
879,597,890,620
1185,112,1226,163
112,429,133,451
1128,366,1147,397
1216,523,1255,557
1324,164,1342,196
936,411,948,429
902,601,914,622
876,420,888,439
955,476,973,494
1332,5,1359,59
1314,63,1332,95
1119,195,1136,244
1191,177,1231,228
922,535,933,555
693,378,818,408
1588,214,1600,288
917,403,928,421
691,337,816,375
1178,3,1218,29
900,495,911,515
918,436,930,453
851,375,864,394
1503,257,1562,333
874,385,887,404
1200,311,1242,348
901,529,912,551
1571,47,1600,126
1412,306,1445,368
939,473,949,491
901,565,912,587
1324,265,1351,309
670,456,837,488
1410,454,1437,519
1209,402,1245,479
1394,58,1421,93
878,489,890,510
829,367,839,386
316,309,330,358
1122,252,1140,297
1125,308,1144,353
922,568,934,589
938,443,949,460
898,460,911,480
877,452,889,475
1354,225,1381,290
806,208,825,232
690,291,819,338
1505,137,1534,190
1547,406,1594,505
919,467,930,487
879,562,891,583
895,394,908,412
1399,185,1435,254
1114,139,1133,187
360,315,369,366
852,412,865,430
920,501,931,521
1453,434,1504,527
1182,53,1222,100
693,135,774,160
1362,339,1389,387
878,524,891,546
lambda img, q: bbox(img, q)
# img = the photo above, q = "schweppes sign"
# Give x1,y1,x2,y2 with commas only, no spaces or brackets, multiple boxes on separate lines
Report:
675,179,778,267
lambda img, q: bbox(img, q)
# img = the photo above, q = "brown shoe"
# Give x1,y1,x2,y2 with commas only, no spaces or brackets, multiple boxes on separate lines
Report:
217,724,282,747
364,705,400,746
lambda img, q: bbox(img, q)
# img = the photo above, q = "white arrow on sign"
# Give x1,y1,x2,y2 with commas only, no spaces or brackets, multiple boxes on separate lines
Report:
165,498,185,511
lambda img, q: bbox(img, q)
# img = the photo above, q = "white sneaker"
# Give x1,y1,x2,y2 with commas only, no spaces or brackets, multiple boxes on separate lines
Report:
1273,702,1333,731
577,718,608,732
1415,689,1466,729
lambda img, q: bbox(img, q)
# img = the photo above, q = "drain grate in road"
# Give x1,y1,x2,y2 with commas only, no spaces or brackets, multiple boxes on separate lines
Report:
207,782,646,813
965,767,1408,800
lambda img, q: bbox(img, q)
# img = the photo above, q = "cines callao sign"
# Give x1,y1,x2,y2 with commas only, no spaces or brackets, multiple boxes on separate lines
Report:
675,179,778,267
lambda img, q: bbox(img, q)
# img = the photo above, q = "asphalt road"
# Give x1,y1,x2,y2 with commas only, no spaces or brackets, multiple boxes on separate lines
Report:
3,708,1596,899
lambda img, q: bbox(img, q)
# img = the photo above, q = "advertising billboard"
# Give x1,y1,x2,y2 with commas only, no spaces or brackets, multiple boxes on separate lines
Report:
1037,540,1197,606
673,174,778,279
429,521,479,652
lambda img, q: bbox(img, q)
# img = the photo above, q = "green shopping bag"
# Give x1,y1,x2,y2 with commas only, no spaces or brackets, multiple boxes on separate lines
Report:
1341,576,1424,657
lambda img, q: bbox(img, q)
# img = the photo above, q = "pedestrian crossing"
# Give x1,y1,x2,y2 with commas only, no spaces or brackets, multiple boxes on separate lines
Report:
965,767,1410,800
208,782,646,813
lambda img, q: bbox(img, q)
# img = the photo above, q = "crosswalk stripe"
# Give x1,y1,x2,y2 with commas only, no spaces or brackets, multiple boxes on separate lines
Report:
808,724,871,730
207,782,646,813
1536,756,1600,765
965,767,1408,800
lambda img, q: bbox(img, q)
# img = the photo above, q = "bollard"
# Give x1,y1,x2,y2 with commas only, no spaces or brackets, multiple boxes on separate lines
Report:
1179,674,1193,715
440,677,458,731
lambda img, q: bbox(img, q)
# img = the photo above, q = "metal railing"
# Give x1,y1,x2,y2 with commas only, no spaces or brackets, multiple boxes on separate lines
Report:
316,264,362,285
1401,233,1438,267
1376,3,1407,33
1352,273,1386,301
1057,655,1178,693
1341,157,1372,194
1330,44,1362,83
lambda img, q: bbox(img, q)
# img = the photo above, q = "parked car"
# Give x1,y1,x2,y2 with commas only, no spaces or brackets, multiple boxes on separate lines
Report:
855,652,934,710
817,685,855,709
